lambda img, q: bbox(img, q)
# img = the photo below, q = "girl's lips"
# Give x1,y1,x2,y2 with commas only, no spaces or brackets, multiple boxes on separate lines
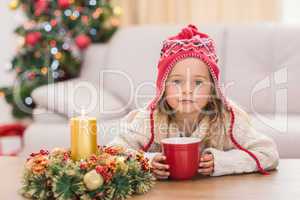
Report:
180,100,194,104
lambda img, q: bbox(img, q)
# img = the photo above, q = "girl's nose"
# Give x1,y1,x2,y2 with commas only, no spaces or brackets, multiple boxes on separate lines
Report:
182,81,193,94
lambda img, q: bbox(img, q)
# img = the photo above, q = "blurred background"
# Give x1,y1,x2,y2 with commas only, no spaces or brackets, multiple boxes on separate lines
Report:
0,0,299,156
1,0,300,122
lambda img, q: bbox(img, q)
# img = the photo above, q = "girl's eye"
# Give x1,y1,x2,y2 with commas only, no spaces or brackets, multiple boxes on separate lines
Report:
172,80,182,84
195,80,202,85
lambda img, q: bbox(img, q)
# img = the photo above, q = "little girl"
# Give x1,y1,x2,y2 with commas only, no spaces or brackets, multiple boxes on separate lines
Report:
109,24,279,179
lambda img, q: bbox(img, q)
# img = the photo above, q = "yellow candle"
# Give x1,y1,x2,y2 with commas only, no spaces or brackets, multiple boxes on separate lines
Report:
70,111,97,161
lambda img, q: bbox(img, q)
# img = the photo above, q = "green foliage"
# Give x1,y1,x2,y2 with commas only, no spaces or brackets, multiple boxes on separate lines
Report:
21,147,155,200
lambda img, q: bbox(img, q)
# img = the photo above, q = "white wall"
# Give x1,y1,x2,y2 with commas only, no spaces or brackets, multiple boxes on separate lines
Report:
282,0,300,24
0,1,25,123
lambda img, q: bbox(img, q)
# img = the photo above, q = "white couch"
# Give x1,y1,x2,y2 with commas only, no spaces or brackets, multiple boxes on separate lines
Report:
21,24,300,158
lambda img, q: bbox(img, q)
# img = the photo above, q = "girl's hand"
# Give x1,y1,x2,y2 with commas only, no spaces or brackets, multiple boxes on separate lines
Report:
198,153,214,176
150,154,170,180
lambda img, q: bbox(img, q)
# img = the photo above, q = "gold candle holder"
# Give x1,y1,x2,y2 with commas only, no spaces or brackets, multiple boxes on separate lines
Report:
70,110,97,161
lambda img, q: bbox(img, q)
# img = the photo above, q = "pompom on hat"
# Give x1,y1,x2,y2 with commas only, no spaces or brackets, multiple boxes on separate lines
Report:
144,24,269,175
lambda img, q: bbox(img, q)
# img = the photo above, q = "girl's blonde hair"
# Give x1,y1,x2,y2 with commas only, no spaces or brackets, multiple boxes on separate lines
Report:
156,73,227,148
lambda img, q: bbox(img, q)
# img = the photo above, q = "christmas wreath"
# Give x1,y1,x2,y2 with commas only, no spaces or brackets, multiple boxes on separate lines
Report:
21,146,155,200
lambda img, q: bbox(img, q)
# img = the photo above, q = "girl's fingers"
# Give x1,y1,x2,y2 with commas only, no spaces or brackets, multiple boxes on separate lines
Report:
198,166,214,174
153,169,170,177
152,161,169,170
201,153,213,162
201,171,212,176
199,160,214,168
152,155,169,170
155,155,167,162
151,155,169,179
154,175,169,180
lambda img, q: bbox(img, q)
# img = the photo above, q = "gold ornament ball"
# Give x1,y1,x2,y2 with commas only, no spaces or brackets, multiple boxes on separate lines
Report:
70,14,77,21
55,52,62,60
9,0,19,10
83,170,104,191
113,6,122,16
41,67,48,75
0,91,5,97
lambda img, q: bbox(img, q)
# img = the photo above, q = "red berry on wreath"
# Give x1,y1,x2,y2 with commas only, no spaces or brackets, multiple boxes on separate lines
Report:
75,34,91,50
80,162,88,170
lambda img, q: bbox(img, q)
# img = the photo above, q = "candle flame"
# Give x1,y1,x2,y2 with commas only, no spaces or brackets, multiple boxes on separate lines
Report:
81,107,86,117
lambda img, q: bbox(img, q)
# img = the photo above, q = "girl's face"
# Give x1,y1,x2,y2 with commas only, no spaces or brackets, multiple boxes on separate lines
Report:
165,57,212,114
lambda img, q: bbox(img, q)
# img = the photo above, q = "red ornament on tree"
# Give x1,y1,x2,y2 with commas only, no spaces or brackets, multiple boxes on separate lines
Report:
34,0,48,16
58,0,71,9
25,32,42,47
50,19,57,27
75,34,91,50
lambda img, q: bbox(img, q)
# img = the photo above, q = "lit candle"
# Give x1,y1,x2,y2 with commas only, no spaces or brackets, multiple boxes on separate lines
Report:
71,109,97,161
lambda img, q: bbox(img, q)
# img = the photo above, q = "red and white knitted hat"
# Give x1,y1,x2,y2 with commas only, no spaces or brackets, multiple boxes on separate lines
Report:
144,24,268,175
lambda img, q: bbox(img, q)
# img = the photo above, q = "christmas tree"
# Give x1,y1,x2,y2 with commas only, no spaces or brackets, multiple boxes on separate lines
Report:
0,0,120,119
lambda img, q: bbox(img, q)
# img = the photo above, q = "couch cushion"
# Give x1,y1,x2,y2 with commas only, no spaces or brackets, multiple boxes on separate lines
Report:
224,25,300,115
272,26,300,114
80,44,109,82
251,113,300,158
32,107,68,124
224,25,276,114
104,25,226,110
31,78,129,121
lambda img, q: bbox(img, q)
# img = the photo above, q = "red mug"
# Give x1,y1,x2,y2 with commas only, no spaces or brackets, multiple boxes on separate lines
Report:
162,137,202,180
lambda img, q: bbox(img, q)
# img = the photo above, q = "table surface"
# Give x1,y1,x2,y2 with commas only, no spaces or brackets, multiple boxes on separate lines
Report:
1,157,300,200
